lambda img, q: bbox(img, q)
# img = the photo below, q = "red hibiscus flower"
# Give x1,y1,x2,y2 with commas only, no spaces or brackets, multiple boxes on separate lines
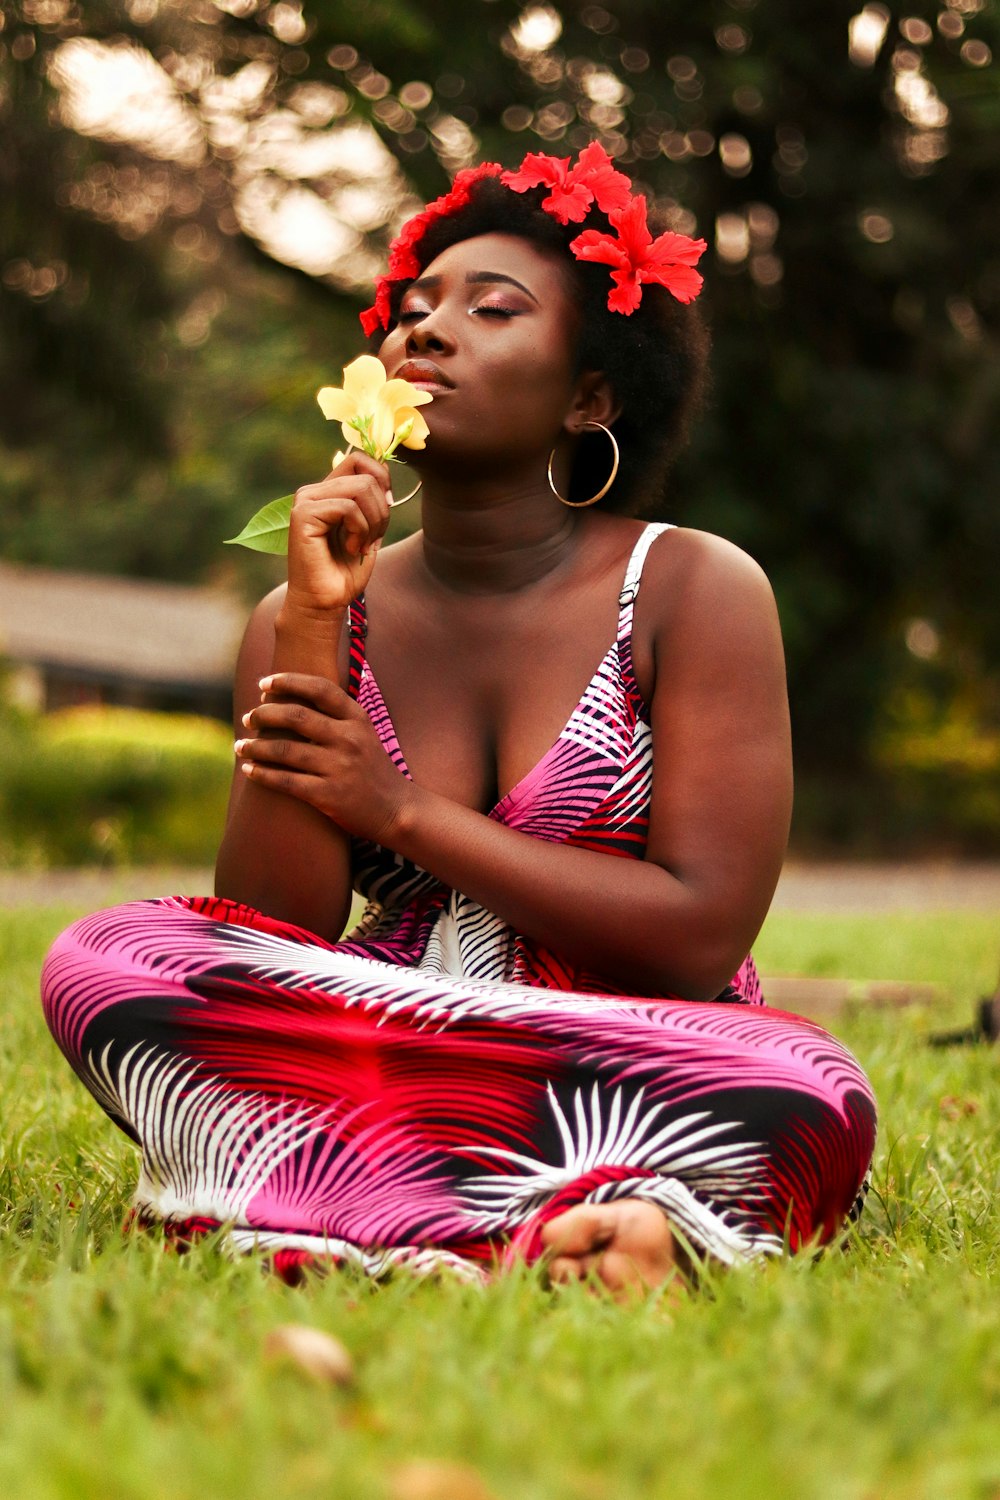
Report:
361,163,504,332
387,231,422,280
501,140,632,224
360,153,707,333
360,276,393,337
569,196,707,313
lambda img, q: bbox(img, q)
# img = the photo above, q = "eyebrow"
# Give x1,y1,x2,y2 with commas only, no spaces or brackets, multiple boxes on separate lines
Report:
407,271,539,304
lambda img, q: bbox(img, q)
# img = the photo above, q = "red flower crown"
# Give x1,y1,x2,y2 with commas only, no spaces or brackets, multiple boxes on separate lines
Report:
360,141,706,336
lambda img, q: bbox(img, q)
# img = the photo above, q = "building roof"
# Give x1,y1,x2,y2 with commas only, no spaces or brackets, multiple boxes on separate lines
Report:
0,562,247,688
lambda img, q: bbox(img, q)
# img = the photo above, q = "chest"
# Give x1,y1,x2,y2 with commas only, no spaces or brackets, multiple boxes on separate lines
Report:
361,588,646,812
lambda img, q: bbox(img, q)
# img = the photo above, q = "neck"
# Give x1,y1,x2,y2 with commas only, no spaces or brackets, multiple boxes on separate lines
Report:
416,468,582,595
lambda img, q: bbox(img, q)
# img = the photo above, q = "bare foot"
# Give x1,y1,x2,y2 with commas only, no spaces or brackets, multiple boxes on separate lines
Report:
541,1199,685,1303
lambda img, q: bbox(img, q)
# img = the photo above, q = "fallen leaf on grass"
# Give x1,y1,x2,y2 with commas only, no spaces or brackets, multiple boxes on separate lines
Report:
263,1323,354,1385
390,1460,498,1500
938,1094,980,1120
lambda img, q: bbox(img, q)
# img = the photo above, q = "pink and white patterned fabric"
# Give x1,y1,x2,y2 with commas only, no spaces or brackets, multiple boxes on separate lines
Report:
41,525,876,1280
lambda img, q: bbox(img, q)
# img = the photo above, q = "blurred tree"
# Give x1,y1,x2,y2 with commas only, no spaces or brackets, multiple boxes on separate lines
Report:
1,0,998,809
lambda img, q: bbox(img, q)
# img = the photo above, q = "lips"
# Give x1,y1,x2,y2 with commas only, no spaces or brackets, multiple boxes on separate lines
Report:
393,358,454,392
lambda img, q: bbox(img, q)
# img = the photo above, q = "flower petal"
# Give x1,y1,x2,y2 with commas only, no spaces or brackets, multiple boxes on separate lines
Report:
608,197,653,260
501,153,568,194
371,385,430,454
368,397,396,455
568,228,629,270
360,277,393,335
388,240,421,279
396,407,429,449
647,230,708,268
639,262,705,305
342,354,388,407
541,184,593,224
316,387,356,422
569,141,633,216
359,304,383,337
607,270,642,315
377,378,434,412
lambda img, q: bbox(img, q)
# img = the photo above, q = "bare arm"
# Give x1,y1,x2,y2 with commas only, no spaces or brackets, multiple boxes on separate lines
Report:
213,587,354,939
237,529,792,997
214,453,392,939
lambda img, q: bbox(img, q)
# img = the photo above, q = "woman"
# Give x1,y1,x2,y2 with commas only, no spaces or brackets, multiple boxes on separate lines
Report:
42,147,876,1297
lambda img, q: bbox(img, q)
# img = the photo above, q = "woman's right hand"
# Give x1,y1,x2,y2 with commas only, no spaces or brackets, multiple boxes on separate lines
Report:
285,451,392,615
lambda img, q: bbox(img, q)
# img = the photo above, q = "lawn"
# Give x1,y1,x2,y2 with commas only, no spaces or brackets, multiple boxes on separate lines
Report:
1,902,998,1500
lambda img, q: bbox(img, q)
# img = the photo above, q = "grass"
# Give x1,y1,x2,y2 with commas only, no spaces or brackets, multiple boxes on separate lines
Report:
2,901,999,1500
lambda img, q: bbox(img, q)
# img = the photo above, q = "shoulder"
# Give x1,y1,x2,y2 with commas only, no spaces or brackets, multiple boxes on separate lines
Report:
647,525,772,593
249,582,288,629
641,526,779,633
632,528,785,699
237,583,286,658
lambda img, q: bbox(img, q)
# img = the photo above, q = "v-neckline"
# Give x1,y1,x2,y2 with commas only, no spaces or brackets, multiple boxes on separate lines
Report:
359,640,622,821
353,521,664,820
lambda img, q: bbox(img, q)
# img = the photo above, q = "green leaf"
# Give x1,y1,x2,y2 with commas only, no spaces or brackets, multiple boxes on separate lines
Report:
223,495,293,554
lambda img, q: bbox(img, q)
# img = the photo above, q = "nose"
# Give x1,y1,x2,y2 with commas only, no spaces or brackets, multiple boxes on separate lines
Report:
405,308,453,356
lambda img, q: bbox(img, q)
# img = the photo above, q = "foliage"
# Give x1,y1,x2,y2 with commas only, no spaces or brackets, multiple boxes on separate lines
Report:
1,0,998,791
0,705,232,866
2,904,999,1498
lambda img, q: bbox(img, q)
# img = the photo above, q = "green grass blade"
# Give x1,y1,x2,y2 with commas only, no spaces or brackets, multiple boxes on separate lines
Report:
5,905,1000,1499
223,495,292,554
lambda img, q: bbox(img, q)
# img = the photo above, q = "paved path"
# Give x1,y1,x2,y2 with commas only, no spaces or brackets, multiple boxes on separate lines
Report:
0,867,215,910
2,861,999,914
772,860,1000,914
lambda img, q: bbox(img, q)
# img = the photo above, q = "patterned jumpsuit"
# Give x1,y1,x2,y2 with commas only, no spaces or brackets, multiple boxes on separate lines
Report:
42,524,877,1281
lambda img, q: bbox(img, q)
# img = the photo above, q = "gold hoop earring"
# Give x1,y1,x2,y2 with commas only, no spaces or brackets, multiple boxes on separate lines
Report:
547,421,620,508
386,478,422,508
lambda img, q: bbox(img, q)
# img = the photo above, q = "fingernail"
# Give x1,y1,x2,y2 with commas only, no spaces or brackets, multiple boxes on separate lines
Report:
234,739,247,755
240,761,253,777
259,676,274,690
385,490,395,507
241,711,253,727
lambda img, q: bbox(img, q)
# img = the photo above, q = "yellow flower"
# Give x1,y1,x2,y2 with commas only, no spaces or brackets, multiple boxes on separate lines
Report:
316,354,432,460
224,360,431,556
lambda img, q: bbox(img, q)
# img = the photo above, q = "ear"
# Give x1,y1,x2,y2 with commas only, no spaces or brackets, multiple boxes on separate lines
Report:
563,370,621,434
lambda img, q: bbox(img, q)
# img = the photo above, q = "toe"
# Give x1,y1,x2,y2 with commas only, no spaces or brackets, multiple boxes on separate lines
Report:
540,1204,616,1258
547,1254,586,1286
595,1201,681,1299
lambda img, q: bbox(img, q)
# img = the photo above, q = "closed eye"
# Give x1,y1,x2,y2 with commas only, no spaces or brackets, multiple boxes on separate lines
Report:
397,301,521,324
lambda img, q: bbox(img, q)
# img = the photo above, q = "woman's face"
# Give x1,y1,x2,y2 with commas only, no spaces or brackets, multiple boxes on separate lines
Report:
377,232,586,473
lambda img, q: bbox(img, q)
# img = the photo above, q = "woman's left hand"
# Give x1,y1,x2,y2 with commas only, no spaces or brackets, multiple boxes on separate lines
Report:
235,672,410,845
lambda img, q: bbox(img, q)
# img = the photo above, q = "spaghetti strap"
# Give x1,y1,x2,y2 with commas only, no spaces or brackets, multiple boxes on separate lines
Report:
618,522,673,616
617,521,673,685
347,595,367,700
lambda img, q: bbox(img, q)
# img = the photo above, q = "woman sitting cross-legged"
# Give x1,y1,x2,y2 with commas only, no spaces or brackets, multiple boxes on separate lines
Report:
42,146,876,1298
